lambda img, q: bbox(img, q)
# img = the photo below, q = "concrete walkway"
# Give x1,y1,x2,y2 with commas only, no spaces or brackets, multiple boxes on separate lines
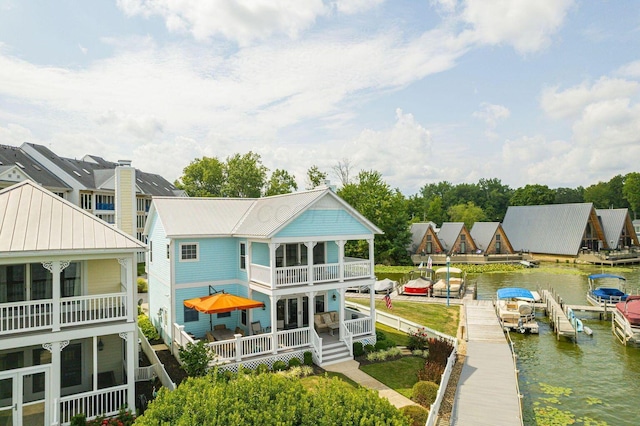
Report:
451,300,522,426
323,360,418,408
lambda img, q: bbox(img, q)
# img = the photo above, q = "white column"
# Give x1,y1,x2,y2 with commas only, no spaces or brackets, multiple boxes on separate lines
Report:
368,238,375,278
337,240,345,282
120,331,136,412
43,261,70,332
43,340,68,426
270,295,278,354
118,256,135,323
308,291,317,327
305,242,315,285
338,288,345,340
93,336,99,390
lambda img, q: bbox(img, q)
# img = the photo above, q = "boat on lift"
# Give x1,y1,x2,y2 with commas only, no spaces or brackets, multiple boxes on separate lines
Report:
402,269,434,296
612,295,640,346
586,273,628,307
495,287,539,334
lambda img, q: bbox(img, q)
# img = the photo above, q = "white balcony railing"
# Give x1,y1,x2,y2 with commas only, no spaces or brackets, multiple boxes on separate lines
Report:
59,385,128,424
345,317,373,337
249,258,371,288
60,293,127,325
0,293,127,335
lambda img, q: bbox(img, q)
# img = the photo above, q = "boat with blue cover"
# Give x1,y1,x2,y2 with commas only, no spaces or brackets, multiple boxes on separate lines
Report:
495,287,539,334
586,273,628,307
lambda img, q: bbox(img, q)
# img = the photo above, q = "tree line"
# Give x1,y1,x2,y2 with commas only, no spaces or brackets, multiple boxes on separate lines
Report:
175,153,640,265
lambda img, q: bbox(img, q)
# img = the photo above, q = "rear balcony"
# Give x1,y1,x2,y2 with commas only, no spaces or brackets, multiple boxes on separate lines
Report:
0,293,128,335
249,258,372,289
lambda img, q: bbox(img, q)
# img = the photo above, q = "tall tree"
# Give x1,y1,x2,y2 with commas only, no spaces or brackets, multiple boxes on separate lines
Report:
447,202,487,229
174,156,224,197
332,158,354,187
623,172,640,217
264,169,298,196
584,174,628,209
554,187,584,204
510,184,555,206
305,165,327,189
222,152,268,198
477,178,512,222
338,170,411,265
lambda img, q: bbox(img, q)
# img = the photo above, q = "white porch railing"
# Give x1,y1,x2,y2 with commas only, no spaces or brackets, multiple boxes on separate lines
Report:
173,323,196,348
250,258,371,288
345,317,373,337
0,300,53,333
59,385,128,425
60,293,127,325
310,328,322,365
277,327,310,349
135,365,155,382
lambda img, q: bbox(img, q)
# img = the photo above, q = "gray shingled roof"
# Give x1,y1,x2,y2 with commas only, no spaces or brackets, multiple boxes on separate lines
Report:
0,180,145,254
596,209,628,248
470,222,500,251
502,203,594,255
0,144,70,190
146,187,383,239
437,222,464,251
408,222,436,253
25,143,177,196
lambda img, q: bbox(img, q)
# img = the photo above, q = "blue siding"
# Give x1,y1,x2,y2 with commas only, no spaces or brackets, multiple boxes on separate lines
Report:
251,242,270,266
327,241,339,263
174,238,238,284
275,210,370,238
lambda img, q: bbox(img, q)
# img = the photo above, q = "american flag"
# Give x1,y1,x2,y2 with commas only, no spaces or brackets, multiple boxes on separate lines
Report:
383,293,393,310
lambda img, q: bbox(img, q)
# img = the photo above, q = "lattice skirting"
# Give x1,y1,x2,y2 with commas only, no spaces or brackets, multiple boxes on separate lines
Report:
216,350,306,373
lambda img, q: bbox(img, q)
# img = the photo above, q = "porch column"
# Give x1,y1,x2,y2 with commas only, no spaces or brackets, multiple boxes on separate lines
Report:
120,331,136,413
269,243,279,290
93,336,99,390
43,340,68,426
368,238,375,278
270,295,278,354
307,291,317,329
338,288,345,340
305,241,316,285
118,256,135,323
337,240,345,282
43,260,70,332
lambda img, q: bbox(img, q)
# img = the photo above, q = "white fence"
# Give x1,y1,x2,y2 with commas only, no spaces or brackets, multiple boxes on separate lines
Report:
138,326,176,391
59,385,128,425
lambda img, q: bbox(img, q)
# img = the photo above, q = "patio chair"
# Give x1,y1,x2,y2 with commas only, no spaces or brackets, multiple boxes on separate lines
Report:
251,321,264,335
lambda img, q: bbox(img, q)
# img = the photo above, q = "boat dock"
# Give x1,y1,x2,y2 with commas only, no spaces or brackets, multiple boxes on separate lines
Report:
451,299,523,425
539,290,578,340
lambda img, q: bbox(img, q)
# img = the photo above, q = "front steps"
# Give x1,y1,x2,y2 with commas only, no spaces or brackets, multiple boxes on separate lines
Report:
320,340,353,366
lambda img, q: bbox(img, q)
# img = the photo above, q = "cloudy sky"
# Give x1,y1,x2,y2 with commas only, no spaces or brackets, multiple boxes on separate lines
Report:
1,1,639,195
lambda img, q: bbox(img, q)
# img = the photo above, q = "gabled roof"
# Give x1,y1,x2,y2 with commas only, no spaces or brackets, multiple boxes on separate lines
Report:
470,222,499,251
596,209,629,247
502,203,596,255
23,143,177,197
0,144,70,190
0,180,145,255
437,222,464,251
408,222,437,253
145,186,383,239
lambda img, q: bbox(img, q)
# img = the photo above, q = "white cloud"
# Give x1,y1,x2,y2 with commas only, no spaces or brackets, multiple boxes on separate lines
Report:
540,77,639,120
333,0,385,15
461,0,574,54
616,60,640,78
117,0,327,45
472,102,510,138
0,123,36,146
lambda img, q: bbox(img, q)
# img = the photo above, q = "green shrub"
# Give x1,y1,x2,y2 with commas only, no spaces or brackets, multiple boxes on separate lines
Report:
255,363,270,374
288,357,302,368
137,314,159,341
272,360,287,371
400,404,430,426
353,341,365,357
411,381,439,408
69,413,86,426
137,277,148,293
417,360,445,384
178,340,214,377
364,344,376,353
135,374,410,425
407,327,429,351
376,330,387,341
303,351,313,366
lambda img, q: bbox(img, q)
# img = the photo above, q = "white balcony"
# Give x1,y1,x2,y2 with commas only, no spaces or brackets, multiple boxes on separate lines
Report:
0,293,128,335
250,259,372,289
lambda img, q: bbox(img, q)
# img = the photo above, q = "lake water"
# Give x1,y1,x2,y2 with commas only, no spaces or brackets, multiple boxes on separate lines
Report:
473,265,640,426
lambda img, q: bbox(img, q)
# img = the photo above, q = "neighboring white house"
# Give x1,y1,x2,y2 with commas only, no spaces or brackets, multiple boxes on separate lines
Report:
144,186,382,369
0,180,146,425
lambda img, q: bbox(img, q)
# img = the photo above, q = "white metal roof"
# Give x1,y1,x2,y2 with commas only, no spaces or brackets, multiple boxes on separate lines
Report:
0,180,145,254
147,186,383,238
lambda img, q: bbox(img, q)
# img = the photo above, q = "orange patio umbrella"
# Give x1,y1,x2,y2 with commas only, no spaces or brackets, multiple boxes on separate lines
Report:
183,292,265,314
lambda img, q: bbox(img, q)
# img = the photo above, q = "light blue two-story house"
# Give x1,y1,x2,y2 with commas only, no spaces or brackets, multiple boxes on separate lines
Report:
143,186,382,368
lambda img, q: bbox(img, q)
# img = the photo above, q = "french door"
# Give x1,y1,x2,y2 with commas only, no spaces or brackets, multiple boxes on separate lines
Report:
278,296,310,329
0,366,49,425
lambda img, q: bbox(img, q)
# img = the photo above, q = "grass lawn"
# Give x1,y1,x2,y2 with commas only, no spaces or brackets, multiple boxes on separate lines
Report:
376,323,411,347
360,356,425,399
347,298,460,337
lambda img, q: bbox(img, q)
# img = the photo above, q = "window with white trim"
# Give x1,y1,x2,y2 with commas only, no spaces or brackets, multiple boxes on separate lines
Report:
180,243,199,261
183,305,199,322
240,242,246,270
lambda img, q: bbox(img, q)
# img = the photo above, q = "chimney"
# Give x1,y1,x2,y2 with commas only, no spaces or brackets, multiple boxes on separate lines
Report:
115,160,136,236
